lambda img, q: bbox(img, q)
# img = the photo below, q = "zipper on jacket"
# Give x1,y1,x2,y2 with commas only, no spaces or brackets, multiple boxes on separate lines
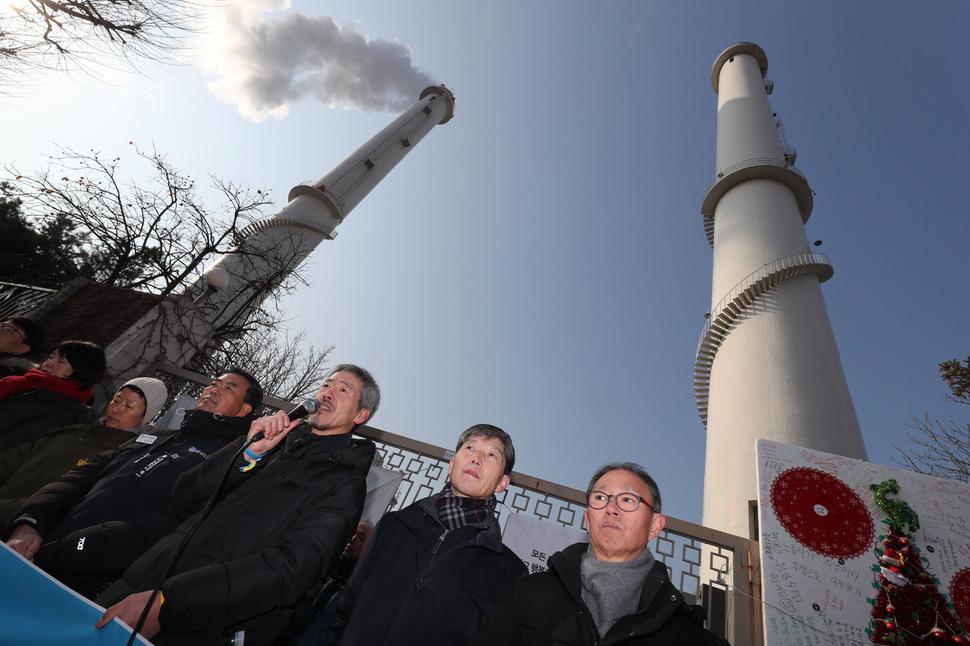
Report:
578,608,602,646
431,528,449,558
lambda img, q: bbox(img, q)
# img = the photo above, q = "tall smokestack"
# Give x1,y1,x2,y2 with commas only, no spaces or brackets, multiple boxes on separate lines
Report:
696,43,866,538
194,85,455,332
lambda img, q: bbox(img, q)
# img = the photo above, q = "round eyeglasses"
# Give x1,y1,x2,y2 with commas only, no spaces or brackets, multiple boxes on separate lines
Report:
1,324,26,344
587,491,655,513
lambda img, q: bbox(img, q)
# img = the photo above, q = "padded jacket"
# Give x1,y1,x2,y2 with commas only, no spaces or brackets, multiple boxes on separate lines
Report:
471,542,728,646
98,426,376,646
12,409,252,598
334,494,527,646
0,421,139,529
0,387,94,452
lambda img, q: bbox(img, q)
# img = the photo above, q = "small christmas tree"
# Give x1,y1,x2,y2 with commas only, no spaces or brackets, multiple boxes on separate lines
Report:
866,479,967,645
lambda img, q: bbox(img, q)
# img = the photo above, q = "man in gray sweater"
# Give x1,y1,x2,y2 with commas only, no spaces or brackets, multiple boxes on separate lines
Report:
472,462,728,645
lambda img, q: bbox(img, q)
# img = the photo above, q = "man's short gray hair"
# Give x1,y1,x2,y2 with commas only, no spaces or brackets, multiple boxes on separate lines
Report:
586,462,662,514
455,423,515,476
326,364,380,422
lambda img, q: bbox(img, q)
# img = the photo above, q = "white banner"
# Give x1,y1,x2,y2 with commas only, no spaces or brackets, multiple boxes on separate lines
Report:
502,513,588,574
362,466,404,525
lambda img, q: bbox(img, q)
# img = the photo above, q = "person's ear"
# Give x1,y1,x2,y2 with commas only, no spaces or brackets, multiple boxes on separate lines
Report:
494,474,511,495
353,408,371,425
648,513,666,541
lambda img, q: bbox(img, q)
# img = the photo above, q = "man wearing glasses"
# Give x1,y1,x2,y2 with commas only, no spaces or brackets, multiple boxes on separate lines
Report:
0,316,44,378
472,462,727,645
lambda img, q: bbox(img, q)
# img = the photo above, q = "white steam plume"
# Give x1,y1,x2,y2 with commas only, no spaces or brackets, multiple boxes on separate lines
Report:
196,1,435,122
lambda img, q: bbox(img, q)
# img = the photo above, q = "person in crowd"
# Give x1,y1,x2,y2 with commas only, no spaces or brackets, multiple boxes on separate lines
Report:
5,369,261,599
0,376,168,529
0,340,106,451
95,364,380,646
471,462,728,646
334,423,526,646
0,316,44,378
276,520,374,646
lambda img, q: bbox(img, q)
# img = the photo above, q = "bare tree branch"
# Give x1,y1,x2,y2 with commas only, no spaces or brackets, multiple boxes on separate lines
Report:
6,143,274,296
0,0,198,84
188,327,334,404
4,143,330,399
894,358,970,483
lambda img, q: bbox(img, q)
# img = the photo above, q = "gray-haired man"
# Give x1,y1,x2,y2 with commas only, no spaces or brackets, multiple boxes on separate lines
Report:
472,462,728,645
96,364,380,646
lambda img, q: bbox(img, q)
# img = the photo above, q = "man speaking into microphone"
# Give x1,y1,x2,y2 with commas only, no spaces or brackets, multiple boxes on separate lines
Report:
96,364,380,646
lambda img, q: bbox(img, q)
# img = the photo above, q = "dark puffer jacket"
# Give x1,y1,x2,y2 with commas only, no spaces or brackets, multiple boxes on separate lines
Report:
0,388,94,452
11,409,252,598
334,494,527,646
0,421,138,529
98,426,376,646
471,542,729,646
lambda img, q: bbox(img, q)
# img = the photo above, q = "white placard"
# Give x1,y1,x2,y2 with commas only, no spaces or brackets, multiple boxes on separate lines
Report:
757,439,970,645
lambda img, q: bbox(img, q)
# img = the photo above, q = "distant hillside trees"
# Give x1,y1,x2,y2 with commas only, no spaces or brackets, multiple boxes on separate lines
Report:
0,182,84,287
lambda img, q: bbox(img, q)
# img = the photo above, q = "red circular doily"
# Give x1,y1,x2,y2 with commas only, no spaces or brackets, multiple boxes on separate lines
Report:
950,567,970,626
770,467,874,559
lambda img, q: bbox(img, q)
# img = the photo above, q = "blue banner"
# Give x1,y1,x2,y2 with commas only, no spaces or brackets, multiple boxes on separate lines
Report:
0,541,152,645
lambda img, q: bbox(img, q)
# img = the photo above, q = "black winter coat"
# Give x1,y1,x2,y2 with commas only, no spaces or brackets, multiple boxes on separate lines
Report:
471,542,728,646
98,426,376,646
0,387,94,452
334,494,527,646
12,409,252,598
0,421,136,530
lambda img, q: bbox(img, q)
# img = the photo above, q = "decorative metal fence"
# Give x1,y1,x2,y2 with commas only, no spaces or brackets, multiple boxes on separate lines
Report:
0,282,56,319
362,424,762,646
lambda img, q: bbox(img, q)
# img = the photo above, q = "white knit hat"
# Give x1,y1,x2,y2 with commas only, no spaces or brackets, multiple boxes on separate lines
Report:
119,377,169,424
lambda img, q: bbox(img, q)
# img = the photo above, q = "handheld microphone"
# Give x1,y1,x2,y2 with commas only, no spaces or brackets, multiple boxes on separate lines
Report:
132,399,321,645
286,397,321,421
249,398,321,442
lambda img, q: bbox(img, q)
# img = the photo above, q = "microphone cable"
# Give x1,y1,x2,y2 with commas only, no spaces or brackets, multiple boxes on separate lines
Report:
123,398,317,643
124,433,264,645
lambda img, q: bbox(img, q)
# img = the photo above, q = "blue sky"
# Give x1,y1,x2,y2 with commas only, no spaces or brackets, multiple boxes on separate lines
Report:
4,1,968,524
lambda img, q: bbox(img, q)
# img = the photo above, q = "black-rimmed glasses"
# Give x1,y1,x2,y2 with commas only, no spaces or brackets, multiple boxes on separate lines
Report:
587,491,655,513
0,323,26,344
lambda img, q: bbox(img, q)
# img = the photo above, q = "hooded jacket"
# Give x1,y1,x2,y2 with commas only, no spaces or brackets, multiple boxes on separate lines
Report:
11,409,252,598
98,425,376,646
471,542,728,646
334,493,527,646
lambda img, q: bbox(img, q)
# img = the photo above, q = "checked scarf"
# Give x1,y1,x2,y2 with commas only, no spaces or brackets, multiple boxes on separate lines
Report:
435,485,496,530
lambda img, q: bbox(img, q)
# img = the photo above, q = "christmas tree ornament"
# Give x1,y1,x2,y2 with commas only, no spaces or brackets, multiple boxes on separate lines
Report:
866,480,968,644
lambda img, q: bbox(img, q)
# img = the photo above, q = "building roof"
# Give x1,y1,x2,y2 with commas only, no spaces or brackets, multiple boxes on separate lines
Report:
1,279,164,358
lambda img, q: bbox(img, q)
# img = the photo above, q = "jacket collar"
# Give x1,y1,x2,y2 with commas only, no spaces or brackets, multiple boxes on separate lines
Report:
550,542,685,630
415,494,505,553
279,424,377,472
179,409,255,441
